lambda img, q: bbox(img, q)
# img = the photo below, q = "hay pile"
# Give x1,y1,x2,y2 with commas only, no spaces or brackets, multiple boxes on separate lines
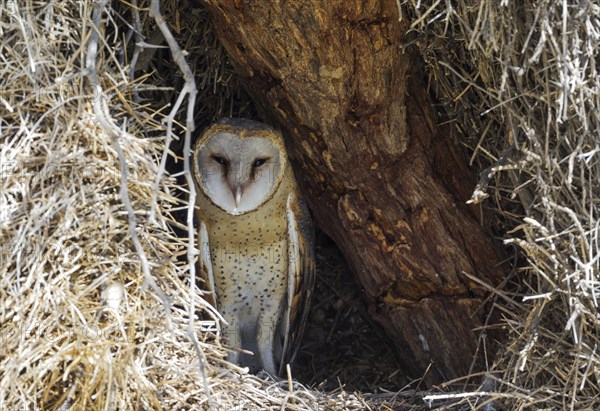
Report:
405,0,600,409
2,0,600,410
0,1,378,410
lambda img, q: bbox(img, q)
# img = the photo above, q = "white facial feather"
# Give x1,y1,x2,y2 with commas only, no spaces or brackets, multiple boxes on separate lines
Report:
197,132,282,215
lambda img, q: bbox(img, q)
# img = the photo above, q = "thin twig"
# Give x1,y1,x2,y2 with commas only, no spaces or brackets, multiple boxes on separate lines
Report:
148,0,212,401
86,0,173,329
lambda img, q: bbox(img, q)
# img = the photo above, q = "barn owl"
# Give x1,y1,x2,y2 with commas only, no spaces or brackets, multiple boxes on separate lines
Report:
192,117,315,376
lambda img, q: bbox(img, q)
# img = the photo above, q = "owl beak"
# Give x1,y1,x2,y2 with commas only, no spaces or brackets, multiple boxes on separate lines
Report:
229,162,247,210
234,185,243,208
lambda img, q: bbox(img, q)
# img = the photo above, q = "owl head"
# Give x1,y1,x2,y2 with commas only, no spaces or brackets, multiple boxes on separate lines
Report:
193,118,288,215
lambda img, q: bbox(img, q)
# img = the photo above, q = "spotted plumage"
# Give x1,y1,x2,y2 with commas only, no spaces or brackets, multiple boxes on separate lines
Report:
193,117,315,376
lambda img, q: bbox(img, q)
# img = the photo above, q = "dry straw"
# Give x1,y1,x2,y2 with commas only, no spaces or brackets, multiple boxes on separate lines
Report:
406,0,600,409
0,1,371,410
1,0,599,410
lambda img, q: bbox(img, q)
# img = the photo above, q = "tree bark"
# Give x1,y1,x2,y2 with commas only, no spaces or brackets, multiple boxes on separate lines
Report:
202,0,505,384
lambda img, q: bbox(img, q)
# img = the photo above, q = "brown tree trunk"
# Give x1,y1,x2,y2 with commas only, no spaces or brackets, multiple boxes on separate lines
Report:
202,0,505,384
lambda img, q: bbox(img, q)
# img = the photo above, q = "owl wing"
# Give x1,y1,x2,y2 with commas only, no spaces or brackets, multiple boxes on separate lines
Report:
279,192,316,375
198,221,217,308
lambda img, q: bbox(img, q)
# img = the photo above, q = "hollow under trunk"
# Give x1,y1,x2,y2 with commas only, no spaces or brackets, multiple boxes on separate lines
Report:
202,0,505,384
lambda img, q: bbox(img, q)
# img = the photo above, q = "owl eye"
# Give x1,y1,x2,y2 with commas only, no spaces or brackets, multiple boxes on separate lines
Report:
212,155,228,166
252,158,268,167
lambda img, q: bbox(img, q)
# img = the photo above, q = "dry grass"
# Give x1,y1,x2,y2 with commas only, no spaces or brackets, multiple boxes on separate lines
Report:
1,0,599,410
0,1,388,409
405,0,600,409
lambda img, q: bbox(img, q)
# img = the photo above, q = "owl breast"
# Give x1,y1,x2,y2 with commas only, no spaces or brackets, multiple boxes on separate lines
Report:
203,191,291,370
210,234,288,321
